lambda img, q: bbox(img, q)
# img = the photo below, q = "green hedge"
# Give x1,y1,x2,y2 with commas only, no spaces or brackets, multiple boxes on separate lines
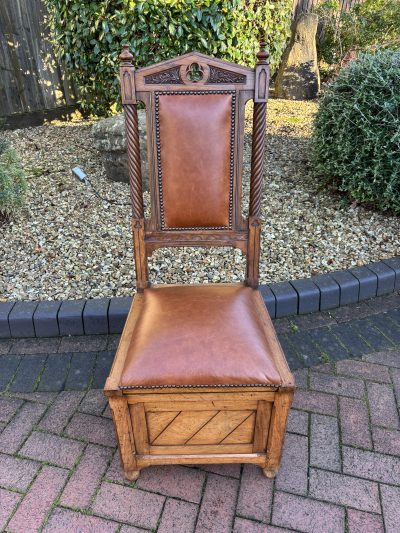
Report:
316,0,400,68
312,50,400,214
45,0,291,116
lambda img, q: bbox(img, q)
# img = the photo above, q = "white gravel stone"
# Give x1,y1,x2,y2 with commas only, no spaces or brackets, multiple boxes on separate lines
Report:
1,100,399,301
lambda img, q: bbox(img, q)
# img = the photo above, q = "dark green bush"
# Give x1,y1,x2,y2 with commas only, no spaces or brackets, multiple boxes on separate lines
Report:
0,138,27,218
316,0,400,68
312,50,400,214
44,0,291,116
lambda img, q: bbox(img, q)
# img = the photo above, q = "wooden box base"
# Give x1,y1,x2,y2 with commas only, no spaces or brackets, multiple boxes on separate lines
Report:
108,387,293,480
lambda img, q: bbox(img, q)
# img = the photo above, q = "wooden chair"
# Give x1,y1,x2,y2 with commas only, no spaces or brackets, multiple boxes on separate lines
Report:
105,44,295,481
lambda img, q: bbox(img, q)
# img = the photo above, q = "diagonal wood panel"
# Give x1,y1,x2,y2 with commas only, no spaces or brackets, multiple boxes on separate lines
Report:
146,411,179,443
220,412,256,444
152,410,218,445
187,410,253,445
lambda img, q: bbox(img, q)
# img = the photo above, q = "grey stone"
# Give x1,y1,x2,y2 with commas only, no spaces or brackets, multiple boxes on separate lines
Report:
108,297,133,334
9,301,37,338
275,13,320,100
0,301,15,338
58,300,85,336
350,265,378,300
312,274,340,310
260,285,276,318
367,261,396,296
330,271,359,306
83,298,110,335
33,301,61,337
383,256,400,289
269,281,298,318
92,111,148,187
290,278,320,314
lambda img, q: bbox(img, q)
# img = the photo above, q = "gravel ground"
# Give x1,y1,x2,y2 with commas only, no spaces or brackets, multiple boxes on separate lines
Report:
1,99,399,301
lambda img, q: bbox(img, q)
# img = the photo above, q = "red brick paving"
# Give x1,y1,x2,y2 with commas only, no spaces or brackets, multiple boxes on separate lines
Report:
11,391,57,404
78,389,108,416
309,468,381,513
309,413,340,471
275,433,308,495
60,443,112,508
367,382,400,429
292,389,337,415
1,351,400,532
136,465,206,503
43,508,119,533
119,526,148,533
286,408,308,435
92,481,165,529
364,349,400,367
65,412,116,447
0,397,23,424
272,491,345,532
310,372,365,398
0,488,21,531
20,430,84,468
233,518,270,532
38,390,85,433
347,509,384,533
0,401,46,454
196,474,239,533
157,499,198,533
200,463,241,478
0,453,40,491
336,359,391,382
104,450,130,484
343,446,400,485
380,484,400,532
236,464,273,522
339,396,372,449
372,426,400,456
7,465,68,533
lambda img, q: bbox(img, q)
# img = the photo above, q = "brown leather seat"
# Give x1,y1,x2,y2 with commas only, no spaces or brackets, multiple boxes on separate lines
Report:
120,285,285,389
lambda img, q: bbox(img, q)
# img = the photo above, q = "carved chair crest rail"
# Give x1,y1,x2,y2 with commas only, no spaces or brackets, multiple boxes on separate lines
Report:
105,44,295,481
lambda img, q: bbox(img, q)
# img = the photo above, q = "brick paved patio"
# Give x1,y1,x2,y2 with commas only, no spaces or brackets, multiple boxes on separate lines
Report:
0,293,399,532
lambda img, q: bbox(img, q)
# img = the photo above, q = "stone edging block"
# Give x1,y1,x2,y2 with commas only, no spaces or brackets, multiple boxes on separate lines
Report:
0,257,399,338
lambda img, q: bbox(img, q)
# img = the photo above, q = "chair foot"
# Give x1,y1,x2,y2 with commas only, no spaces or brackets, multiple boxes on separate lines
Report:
262,467,278,479
125,469,140,481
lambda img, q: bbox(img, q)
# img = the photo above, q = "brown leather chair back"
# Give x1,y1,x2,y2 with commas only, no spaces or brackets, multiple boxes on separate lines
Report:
119,46,269,289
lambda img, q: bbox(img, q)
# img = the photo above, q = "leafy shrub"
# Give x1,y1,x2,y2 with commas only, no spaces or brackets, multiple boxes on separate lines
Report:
44,0,291,116
316,0,400,68
0,138,27,218
312,50,400,214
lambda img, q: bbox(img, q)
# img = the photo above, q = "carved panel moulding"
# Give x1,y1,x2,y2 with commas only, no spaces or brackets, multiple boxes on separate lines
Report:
144,67,183,85
207,65,246,84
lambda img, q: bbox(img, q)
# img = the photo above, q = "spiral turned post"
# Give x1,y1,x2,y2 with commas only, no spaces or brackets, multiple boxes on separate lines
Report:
249,41,269,219
124,106,144,219
120,46,148,289
120,46,144,220
247,42,269,288
249,101,267,218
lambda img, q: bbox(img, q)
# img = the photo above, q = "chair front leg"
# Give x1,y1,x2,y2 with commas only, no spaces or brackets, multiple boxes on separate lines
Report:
262,390,293,478
108,395,140,480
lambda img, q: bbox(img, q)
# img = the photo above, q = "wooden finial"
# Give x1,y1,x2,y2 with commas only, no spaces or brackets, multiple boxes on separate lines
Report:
256,41,269,65
120,45,133,65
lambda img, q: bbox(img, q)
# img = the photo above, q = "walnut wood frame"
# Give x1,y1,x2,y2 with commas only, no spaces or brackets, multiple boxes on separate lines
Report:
105,45,294,481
